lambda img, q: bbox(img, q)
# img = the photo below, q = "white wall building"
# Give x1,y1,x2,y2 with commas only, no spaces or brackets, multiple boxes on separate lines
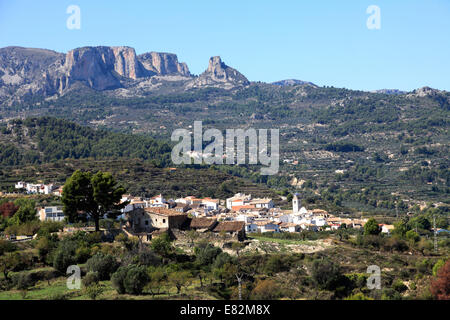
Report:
38,206,65,222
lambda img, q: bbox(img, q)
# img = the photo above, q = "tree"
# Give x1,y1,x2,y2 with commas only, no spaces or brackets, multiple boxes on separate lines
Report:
392,219,409,238
123,265,149,295
407,216,431,232
86,253,119,280
0,202,18,218
311,258,343,291
430,259,450,300
9,199,36,225
52,240,77,273
0,252,21,280
405,230,420,243
62,170,127,231
364,218,381,236
146,266,166,296
194,242,222,266
169,270,192,295
151,233,173,258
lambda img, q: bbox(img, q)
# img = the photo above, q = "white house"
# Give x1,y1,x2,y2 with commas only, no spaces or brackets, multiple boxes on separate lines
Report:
148,194,166,207
381,224,395,234
15,181,26,189
250,198,274,209
38,206,65,222
280,223,301,233
257,221,280,233
226,193,251,209
201,198,219,211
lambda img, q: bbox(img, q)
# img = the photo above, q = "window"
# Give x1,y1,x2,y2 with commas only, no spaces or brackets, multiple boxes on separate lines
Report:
163,219,166,223
145,221,149,225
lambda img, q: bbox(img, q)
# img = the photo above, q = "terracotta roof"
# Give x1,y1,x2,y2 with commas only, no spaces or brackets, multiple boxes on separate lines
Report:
144,207,187,216
190,217,217,229
212,221,245,233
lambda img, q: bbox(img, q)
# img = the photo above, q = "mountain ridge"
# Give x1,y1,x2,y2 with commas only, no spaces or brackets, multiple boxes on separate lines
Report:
0,45,249,105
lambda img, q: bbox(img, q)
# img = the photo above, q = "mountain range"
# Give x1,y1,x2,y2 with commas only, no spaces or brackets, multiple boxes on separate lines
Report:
1,45,426,107
0,45,251,105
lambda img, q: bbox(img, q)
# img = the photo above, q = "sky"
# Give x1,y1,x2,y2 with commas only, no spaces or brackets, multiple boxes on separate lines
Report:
0,0,449,91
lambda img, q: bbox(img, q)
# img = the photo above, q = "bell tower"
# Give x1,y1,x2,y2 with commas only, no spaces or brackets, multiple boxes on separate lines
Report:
293,193,301,214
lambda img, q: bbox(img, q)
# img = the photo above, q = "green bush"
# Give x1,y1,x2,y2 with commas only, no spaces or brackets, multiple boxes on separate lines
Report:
0,239,17,255
86,253,119,280
124,265,149,295
83,271,100,287
52,240,77,273
345,292,373,300
111,266,128,294
212,252,233,270
13,272,34,290
311,258,343,291
194,243,222,266
111,264,149,295
85,283,104,300
392,279,408,293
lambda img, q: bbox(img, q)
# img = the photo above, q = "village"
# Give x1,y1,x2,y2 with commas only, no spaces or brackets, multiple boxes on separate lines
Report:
9,181,399,243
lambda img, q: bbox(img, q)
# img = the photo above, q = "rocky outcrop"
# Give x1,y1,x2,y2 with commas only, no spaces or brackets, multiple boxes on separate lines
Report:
410,86,441,97
111,46,149,79
57,46,122,91
138,52,190,76
0,47,65,102
187,56,249,89
272,79,316,87
0,46,250,104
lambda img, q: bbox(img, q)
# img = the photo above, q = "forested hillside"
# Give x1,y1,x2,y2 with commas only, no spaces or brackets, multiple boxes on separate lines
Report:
0,117,172,166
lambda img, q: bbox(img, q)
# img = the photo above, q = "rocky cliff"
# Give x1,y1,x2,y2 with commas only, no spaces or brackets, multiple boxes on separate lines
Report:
138,52,190,77
0,46,251,105
187,56,249,89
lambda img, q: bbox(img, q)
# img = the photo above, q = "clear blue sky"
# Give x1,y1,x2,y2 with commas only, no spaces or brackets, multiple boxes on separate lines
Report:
1,0,449,91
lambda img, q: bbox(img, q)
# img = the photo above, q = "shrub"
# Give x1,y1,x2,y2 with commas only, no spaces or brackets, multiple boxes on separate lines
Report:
83,271,100,287
194,243,222,266
416,259,433,275
111,266,128,294
86,253,119,280
345,293,374,300
264,254,286,275
251,279,281,300
124,265,149,295
36,235,58,264
75,246,91,263
406,230,420,243
0,239,17,255
85,283,104,300
392,279,408,293
111,264,149,295
52,240,77,273
135,249,161,267
151,233,173,257
212,252,233,270
37,221,64,237
310,258,343,291
383,237,409,252
430,259,450,300
432,259,445,276
14,272,34,290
